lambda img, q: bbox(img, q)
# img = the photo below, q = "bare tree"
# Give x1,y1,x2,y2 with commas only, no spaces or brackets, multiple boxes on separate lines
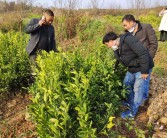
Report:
162,0,167,6
67,0,78,10
52,0,82,40
88,0,104,16
90,0,99,9
53,0,81,10
89,0,104,9
109,1,121,9
128,0,145,9
16,0,33,11
127,0,146,16
53,0,65,9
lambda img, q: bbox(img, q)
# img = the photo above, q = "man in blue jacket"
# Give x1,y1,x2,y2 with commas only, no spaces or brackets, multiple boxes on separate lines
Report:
103,32,154,119
25,9,58,57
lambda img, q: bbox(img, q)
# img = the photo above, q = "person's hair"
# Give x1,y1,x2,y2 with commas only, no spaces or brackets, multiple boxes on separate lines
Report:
43,9,54,16
103,32,118,44
122,14,136,22
165,8,167,10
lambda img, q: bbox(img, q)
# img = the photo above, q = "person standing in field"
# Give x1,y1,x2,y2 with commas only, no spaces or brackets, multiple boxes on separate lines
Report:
159,8,167,42
25,9,58,75
26,9,57,55
121,14,158,105
103,32,154,119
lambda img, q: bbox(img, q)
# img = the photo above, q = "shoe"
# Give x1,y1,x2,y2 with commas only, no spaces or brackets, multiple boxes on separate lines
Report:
140,101,145,106
122,102,131,107
121,110,135,120
140,99,148,106
141,98,147,106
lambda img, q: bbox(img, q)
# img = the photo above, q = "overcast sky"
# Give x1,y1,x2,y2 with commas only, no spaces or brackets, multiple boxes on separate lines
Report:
7,0,167,9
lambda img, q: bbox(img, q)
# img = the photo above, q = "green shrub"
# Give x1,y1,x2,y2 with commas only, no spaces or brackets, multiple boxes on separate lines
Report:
77,19,106,42
153,41,167,77
139,14,160,30
29,44,127,138
0,31,30,93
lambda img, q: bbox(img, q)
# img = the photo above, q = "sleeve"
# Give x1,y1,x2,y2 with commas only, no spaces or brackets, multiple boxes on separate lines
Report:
113,50,128,67
113,50,124,65
126,36,150,74
51,27,59,52
25,19,41,34
145,24,158,58
128,59,139,67
159,10,164,16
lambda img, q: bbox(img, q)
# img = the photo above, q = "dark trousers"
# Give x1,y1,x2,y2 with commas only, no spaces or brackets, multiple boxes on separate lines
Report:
160,30,167,41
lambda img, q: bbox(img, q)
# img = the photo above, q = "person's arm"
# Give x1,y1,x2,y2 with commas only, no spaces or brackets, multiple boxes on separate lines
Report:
51,27,59,52
25,19,41,34
159,9,164,16
126,36,150,75
146,24,158,59
128,59,139,67
113,50,126,66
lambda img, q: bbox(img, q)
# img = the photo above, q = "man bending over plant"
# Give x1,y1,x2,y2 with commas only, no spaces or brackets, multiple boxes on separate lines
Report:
103,32,154,119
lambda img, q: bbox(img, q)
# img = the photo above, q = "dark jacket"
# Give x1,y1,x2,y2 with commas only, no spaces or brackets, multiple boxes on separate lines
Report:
114,33,154,74
25,18,57,54
133,21,158,59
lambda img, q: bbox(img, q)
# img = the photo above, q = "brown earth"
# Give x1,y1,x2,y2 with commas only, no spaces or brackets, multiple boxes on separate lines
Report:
0,94,36,138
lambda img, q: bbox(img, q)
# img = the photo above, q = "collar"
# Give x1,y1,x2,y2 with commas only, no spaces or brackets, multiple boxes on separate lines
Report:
135,20,142,32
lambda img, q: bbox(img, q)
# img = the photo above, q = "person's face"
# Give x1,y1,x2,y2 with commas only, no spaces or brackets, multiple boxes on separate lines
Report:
122,20,135,31
105,40,116,48
44,13,54,25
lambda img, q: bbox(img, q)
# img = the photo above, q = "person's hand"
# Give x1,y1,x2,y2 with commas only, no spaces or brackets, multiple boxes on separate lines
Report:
39,19,46,26
141,74,149,80
161,8,165,12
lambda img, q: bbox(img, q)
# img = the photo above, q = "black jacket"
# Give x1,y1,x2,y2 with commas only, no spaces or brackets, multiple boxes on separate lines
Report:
25,18,57,55
114,33,154,74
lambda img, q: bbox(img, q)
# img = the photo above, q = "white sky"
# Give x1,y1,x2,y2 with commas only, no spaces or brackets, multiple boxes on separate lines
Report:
6,0,167,9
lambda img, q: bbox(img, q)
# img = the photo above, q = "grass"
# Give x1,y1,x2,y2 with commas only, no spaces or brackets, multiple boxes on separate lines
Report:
153,41,167,77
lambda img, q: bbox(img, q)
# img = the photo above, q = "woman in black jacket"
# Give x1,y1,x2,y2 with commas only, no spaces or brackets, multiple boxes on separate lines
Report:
103,32,153,119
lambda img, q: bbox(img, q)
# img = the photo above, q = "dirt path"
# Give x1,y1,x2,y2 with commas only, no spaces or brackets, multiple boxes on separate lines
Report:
0,94,36,138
